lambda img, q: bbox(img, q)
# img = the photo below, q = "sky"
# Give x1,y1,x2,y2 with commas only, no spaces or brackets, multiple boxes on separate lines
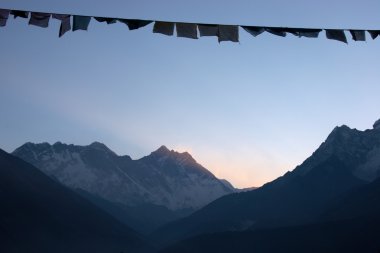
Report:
1,0,380,188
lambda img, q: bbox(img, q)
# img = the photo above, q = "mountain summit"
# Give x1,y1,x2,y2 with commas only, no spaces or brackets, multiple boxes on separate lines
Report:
149,146,197,164
294,122,380,181
152,145,172,156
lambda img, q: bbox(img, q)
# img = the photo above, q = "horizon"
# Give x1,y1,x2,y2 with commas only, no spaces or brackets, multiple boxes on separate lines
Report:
4,119,379,188
1,0,380,188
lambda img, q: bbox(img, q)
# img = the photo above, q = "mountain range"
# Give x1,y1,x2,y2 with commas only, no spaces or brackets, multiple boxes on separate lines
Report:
2,119,380,252
153,120,380,249
12,143,235,233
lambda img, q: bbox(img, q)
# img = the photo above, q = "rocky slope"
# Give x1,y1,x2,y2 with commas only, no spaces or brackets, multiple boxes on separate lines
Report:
0,149,151,253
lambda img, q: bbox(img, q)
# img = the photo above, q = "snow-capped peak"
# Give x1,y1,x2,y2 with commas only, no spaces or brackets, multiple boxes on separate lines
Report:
152,145,171,156
13,142,235,211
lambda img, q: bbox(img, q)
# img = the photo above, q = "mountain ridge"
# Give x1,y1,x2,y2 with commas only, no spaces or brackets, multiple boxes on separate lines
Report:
12,142,236,233
152,120,380,246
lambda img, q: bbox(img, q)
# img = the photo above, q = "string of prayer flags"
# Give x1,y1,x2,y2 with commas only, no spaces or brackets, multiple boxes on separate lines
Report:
241,26,265,37
52,14,71,37
73,15,91,31
242,26,322,38
11,10,29,19
265,27,287,37
198,24,218,37
283,28,322,38
368,30,380,40
94,17,117,24
283,28,299,36
325,29,348,44
118,19,152,30
350,30,366,41
29,12,51,28
176,22,198,39
217,25,239,42
1,8,379,44
297,28,322,38
0,9,10,26
153,21,175,36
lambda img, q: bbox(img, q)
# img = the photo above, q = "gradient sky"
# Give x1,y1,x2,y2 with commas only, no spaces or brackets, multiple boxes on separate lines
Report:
1,0,380,188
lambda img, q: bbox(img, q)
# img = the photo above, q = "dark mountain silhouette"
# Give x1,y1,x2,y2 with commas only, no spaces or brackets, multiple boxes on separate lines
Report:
0,149,152,253
76,189,192,234
152,121,380,246
13,142,234,233
162,176,380,253
321,176,380,221
161,218,380,253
